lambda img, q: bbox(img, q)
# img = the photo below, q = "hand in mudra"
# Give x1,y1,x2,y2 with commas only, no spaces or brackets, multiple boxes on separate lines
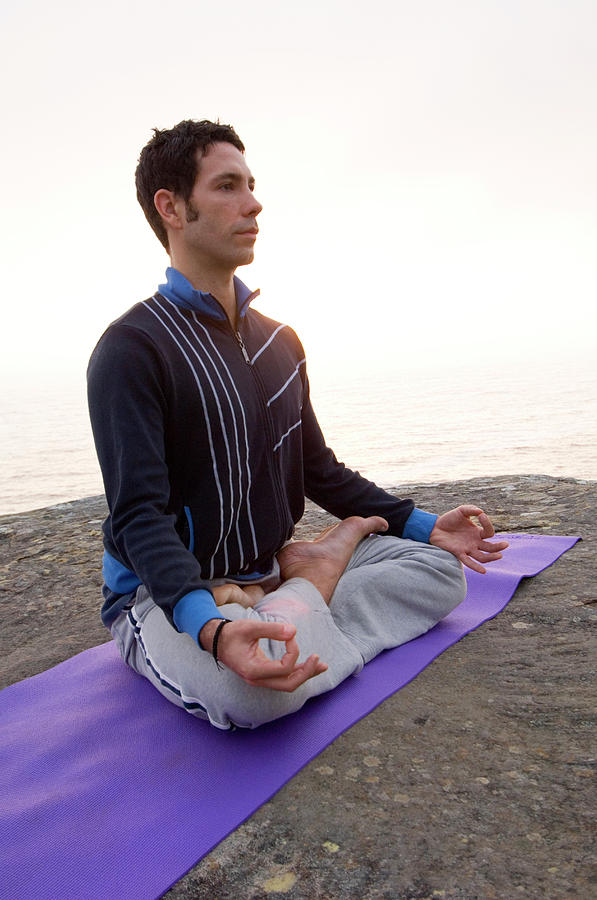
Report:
429,505,509,574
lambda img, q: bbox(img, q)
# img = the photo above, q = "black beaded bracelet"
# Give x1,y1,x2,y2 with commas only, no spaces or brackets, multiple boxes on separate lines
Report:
212,619,232,670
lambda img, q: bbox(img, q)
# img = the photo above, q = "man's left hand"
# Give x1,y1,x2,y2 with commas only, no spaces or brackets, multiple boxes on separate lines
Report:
429,505,509,573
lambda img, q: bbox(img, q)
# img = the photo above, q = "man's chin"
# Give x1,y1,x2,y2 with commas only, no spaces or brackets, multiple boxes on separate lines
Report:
236,250,255,267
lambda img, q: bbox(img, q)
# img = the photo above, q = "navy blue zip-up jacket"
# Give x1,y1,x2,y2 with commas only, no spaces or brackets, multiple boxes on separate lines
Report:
87,269,437,644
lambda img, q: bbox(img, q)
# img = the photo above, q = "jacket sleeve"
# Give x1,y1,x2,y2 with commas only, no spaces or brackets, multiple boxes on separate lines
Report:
300,374,421,537
87,322,220,634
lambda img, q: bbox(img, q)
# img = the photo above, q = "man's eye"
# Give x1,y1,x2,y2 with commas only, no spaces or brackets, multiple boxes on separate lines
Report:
220,183,233,191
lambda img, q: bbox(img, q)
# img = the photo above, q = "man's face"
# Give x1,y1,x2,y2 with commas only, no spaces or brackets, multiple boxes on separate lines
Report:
180,142,263,270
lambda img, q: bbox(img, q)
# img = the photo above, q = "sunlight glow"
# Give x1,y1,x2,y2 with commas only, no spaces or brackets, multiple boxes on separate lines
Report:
1,0,595,381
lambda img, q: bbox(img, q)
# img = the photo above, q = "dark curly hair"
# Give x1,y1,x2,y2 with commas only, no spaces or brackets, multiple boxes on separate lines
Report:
135,119,245,250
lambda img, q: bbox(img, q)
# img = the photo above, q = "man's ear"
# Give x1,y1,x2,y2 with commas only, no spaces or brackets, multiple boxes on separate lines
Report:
154,189,184,233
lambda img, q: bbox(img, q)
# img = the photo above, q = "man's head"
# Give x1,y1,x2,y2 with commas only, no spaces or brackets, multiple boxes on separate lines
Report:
135,119,245,251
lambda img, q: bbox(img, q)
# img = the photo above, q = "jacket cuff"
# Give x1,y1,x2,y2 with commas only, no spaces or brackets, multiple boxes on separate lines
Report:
172,589,223,645
402,508,438,543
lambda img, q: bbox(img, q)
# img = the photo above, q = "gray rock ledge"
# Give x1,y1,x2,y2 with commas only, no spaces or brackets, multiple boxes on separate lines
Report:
1,475,595,898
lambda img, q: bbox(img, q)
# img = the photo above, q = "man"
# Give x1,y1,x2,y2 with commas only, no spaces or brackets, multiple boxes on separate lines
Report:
87,119,508,730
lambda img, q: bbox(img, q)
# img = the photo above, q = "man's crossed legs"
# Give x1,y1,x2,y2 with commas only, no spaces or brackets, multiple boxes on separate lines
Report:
110,517,466,730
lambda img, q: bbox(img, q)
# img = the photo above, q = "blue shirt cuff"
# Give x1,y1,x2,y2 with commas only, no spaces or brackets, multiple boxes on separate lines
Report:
172,589,223,645
402,508,438,543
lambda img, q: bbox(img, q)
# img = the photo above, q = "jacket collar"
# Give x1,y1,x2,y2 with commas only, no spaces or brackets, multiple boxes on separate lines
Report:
157,267,260,321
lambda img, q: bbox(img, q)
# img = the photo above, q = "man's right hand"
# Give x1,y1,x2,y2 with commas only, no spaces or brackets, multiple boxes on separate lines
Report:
199,618,328,692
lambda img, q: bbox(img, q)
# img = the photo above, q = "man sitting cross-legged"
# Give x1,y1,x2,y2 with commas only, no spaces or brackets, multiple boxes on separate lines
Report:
88,119,508,731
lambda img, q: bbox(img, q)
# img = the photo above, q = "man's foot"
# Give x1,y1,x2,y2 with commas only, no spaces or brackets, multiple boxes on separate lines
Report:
212,583,266,609
277,516,388,604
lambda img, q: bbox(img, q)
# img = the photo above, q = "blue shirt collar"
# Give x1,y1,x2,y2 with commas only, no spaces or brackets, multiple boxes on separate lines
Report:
157,267,259,321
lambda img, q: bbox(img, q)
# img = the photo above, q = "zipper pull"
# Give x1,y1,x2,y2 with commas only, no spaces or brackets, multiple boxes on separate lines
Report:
235,331,251,364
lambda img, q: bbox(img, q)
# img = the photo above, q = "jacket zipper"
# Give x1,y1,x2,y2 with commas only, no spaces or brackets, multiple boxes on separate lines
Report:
235,330,251,363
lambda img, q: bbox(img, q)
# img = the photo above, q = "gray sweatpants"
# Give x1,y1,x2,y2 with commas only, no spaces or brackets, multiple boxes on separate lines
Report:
110,534,466,730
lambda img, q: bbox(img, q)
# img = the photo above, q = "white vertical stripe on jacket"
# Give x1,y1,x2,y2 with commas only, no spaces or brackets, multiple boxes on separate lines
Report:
159,300,253,573
190,310,259,564
145,301,228,578
153,300,240,572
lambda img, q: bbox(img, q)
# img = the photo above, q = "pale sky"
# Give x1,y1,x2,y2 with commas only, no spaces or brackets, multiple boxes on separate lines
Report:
1,0,595,386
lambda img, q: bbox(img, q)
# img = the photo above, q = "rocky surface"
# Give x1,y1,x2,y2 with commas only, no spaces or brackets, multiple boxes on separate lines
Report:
1,475,595,898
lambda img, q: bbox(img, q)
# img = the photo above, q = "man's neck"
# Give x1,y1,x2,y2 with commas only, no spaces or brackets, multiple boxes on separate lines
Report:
170,254,238,327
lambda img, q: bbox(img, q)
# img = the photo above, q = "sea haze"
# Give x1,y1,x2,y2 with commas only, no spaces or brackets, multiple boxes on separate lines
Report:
1,357,596,515
310,355,597,490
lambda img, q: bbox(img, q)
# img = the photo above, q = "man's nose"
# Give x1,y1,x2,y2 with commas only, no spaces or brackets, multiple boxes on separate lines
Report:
245,190,263,217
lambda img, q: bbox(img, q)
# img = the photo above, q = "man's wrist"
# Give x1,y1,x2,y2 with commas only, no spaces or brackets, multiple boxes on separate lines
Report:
173,589,221,643
403,508,438,543
198,618,223,651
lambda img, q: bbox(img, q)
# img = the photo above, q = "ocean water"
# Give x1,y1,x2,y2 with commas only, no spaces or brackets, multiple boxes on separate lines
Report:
312,356,597,489
1,357,596,516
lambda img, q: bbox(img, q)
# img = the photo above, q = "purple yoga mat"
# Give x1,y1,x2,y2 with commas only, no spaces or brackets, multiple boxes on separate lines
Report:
0,533,578,900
